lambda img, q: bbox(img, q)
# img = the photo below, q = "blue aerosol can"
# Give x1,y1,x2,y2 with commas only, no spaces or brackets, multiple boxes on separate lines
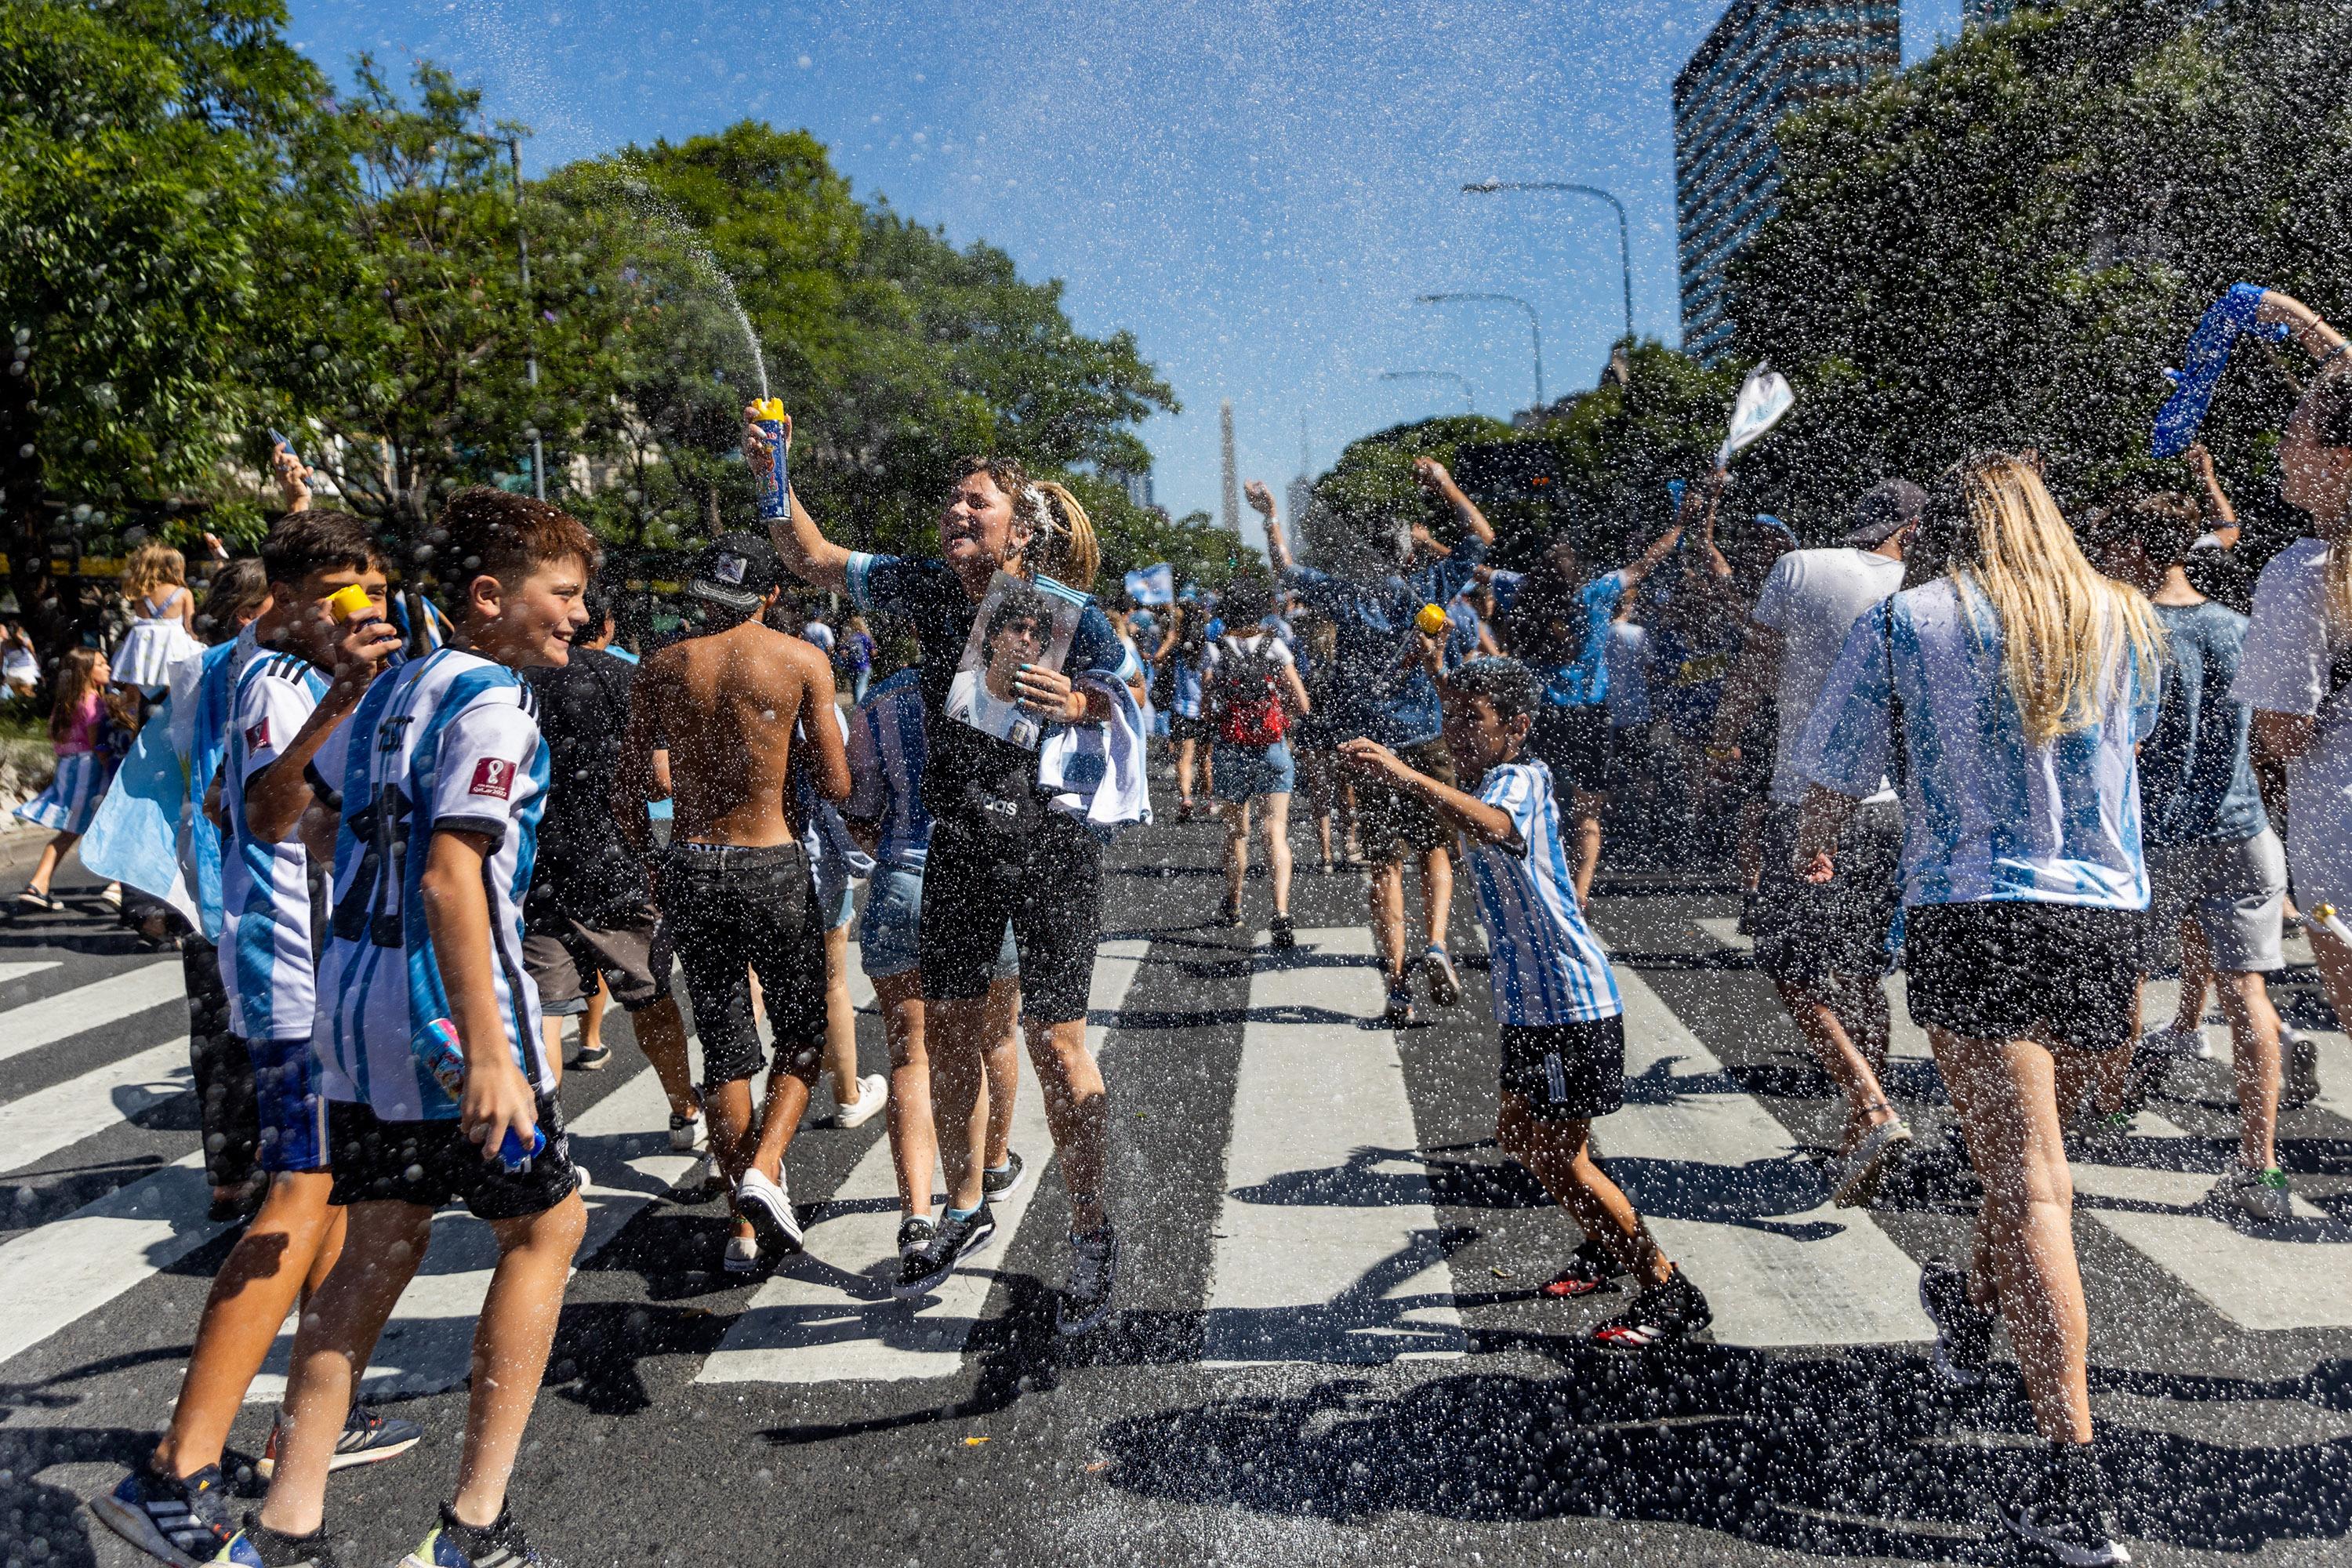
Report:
750,397,790,524
418,1018,546,1171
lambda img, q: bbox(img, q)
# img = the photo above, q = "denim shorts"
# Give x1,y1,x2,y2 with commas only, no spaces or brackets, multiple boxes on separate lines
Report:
859,863,1018,983
1211,739,1296,801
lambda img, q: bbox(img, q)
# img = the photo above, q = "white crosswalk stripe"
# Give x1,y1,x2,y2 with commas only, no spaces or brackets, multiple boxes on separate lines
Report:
0,956,183,1066
0,1036,191,1176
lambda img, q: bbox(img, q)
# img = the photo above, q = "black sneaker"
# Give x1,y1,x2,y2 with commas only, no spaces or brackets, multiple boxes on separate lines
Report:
1216,893,1243,929
894,1204,997,1298
1269,915,1296,952
1058,1225,1121,1334
1592,1267,1712,1348
91,1461,238,1566
982,1151,1027,1202
1918,1256,1994,1387
568,1042,612,1071
1382,985,1415,1029
212,1516,334,1568
896,1214,936,1261
1541,1238,1624,1298
1999,1445,2130,1566
401,1501,542,1568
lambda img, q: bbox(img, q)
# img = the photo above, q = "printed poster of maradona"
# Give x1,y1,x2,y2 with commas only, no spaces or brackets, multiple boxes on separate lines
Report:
947,572,1080,752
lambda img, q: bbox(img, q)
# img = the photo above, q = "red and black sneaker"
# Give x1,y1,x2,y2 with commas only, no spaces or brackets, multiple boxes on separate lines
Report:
1541,1239,1624,1298
1592,1267,1712,1348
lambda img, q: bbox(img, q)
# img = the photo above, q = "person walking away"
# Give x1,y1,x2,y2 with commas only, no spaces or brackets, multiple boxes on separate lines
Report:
1602,598,1657,834
1710,479,1921,1206
1289,612,1355,871
758,406,1138,1331
615,534,849,1274
2078,494,2292,1218
217,490,599,1568
518,578,702,1148
1341,659,1711,1345
843,613,876,702
1202,572,1311,947
13,648,121,909
1165,593,1213,819
93,512,416,1568
2236,286,2352,1140
112,541,203,696
802,695,888,1129
1254,459,1495,1026
1794,453,2156,1568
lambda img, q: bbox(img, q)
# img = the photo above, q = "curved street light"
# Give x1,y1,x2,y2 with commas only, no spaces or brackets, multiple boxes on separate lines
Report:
1378,368,1475,415
1461,178,1634,348
1418,291,1544,412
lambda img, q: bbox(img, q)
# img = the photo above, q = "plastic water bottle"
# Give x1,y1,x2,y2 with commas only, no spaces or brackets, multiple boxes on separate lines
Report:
416,1018,545,1171
750,397,790,523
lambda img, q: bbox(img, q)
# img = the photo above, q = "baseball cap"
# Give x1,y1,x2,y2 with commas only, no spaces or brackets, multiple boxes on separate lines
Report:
688,532,783,612
1846,479,1926,548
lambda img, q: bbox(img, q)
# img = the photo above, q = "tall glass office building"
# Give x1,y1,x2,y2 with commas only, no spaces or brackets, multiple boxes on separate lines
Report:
1672,0,1901,363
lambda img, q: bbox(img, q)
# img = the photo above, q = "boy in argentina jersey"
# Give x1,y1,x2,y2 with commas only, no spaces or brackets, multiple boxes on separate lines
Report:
220,491,597,1568
95,513,419,1568
1339,658,1712,1351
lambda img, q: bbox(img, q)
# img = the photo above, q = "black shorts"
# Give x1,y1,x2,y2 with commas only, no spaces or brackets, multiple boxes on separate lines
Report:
325,1095,579,1221
524,893,670,1014
923,808,1102,1024
1498,1016,1626,1121
1170,711,1210,742
1352,739,1457,861
1751,800,1902,984
1529,706,1611,797
1904,902,2141,1053
659,841,827,1090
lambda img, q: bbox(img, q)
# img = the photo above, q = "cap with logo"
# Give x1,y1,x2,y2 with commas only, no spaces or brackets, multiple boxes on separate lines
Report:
688,532,784,612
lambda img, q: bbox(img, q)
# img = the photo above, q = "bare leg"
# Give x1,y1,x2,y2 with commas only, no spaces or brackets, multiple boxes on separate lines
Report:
627,994,699,1123
1259,793,1294,917
1223,800,1251,909
821,922,859,1108
539,1016,566,1090
1570,789,1606,907
1024,1014,1109,1232
929,994,993,1214
1497,1098,1670,1287
1931,1026,2095,1443
2216,968,2282,1171
1773,975,1899,1151
448,1195,588,1527
1370,860,1408,987
747,1040,821,1179
982,975,1021,1171
580,974,611,1057
1420,842,1454,953
153,1174,342,1476
876,971,935,1217
1174,736,1198,809
2173,915,2214,1036
27,831,74,895
258,1202,437,1536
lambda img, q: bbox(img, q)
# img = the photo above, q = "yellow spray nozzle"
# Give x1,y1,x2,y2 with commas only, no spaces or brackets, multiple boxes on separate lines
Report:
1415,603,1450,637
749,398,787,424
326,584,376,622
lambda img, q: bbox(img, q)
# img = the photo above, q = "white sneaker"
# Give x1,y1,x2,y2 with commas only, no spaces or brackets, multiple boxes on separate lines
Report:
1828,1119,1912,1208
733,1167,804,1254
2215,1165,2292,1223
833,1073,888,1130
722,1235,761,1274
2280,1025,2321,1109
669,1111,707,1152
2139,1024,2212,1061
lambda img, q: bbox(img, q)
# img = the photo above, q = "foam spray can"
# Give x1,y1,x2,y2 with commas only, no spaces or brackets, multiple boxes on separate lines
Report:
750,397,790,523
417,1018,546,1171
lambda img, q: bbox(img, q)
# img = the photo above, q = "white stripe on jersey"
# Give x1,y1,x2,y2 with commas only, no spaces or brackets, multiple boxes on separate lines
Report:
846,670,931,870
312,648,551,1122
220,652,328,1041
1465,760,1621,1025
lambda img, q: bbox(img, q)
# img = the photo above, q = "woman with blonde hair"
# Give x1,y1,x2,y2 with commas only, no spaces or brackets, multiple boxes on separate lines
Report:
111,540,202,693
1792,452,2160,1568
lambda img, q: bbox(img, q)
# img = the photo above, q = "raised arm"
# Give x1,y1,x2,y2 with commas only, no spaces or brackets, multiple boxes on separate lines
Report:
2257,288,2352,364
1245,479,1294,574
743,405,852,597
1414,458,1495,546
1684,470,1732,579
1338,739,1523,850
2184,441,2238,534
1621,520,1687,590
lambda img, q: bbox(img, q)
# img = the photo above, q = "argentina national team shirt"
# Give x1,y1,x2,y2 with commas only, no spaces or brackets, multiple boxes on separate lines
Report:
1466,760,1622,1025
845,668,934,870
311,648,553,1121
219,652,330,1041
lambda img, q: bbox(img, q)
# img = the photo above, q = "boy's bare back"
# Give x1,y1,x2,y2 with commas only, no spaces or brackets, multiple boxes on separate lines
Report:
633,621,842,848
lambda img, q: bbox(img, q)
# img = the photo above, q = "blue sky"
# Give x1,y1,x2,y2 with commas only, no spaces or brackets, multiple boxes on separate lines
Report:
287,0,1963,550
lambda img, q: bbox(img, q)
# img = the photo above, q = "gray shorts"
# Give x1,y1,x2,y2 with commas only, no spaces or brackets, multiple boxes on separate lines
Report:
2145,829,2286,975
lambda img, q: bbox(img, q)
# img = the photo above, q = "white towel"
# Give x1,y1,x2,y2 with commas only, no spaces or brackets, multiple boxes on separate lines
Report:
1038,671,1152,838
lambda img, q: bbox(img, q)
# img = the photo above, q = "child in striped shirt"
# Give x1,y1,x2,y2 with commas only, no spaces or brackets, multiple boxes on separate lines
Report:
1340,657,1711,1348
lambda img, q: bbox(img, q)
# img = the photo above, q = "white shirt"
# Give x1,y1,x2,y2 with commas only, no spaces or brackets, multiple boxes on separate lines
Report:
2232,537,2352,898
946,667,1041,749
1751,546,1904,805
220,652,328,1041
1604,621,1650,728
802,621,836,654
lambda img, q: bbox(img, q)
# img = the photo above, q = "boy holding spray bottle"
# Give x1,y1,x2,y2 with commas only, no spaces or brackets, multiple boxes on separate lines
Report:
216,489,597,1568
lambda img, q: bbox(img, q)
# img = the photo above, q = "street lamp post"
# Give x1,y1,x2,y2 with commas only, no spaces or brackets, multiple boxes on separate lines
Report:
1461,179,1634,348
1417,291,1544,412
504,136,545,502
1378,369,1475,415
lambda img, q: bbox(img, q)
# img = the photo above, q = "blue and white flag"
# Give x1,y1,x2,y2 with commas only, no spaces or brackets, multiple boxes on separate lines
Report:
1123,563,1174,607
81,696,199,927
2152,283,2288,459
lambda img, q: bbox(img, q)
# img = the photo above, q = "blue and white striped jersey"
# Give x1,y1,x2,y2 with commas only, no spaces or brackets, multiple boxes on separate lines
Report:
1796,576,2161,910
846,668,933,870
219,652,328,1041
312,648,552,1121
1465,760,1622,1025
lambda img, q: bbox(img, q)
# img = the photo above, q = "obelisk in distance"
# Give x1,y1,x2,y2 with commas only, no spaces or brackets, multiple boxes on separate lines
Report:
1219,398,1240,533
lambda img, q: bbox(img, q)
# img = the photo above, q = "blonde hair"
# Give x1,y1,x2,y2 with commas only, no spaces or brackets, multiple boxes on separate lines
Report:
122,541,187,603
1027,481,1099,591
1932,452,2164,747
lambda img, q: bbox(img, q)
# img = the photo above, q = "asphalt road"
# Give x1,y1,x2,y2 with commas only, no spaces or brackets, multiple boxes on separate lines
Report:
1,811,2349,1567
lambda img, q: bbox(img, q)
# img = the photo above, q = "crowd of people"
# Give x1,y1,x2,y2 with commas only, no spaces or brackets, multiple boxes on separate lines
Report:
0,285,2338,1568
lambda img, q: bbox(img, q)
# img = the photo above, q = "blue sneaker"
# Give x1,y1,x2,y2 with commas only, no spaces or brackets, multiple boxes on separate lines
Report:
254,1403,424,1479
90,1461,237,1567
401,1502,542,1568
207,1517,332,1568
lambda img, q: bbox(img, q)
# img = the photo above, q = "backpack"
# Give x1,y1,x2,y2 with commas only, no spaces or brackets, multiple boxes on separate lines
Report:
1213,635,1288,746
